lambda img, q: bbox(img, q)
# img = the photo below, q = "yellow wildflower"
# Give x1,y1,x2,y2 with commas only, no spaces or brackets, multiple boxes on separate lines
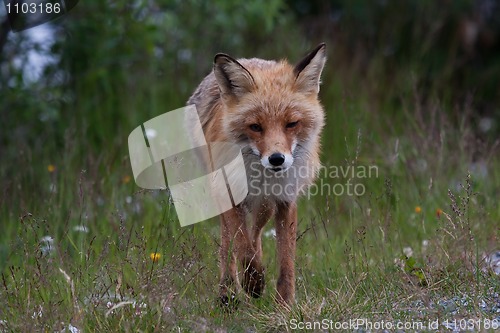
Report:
150,252,161,262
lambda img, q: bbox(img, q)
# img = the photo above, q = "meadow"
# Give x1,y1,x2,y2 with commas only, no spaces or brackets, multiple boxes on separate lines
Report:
0,1,499,332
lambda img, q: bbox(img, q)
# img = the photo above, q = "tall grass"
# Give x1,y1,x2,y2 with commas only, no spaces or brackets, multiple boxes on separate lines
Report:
1,78,498,330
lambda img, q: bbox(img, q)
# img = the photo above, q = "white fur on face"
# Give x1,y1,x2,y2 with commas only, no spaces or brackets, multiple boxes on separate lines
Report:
249,141,295,171
291,139,297,154
249,143,260,156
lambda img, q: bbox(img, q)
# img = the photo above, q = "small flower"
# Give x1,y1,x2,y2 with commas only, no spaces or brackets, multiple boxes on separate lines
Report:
31,305,43,319
264,228,276,238
150,252,161,262
394,257,405,270
122,175,131,184
47,164,56,173
73,225,89,233
403,246,414,257
436,208,443,218
40,236,54,255
415,206,422,214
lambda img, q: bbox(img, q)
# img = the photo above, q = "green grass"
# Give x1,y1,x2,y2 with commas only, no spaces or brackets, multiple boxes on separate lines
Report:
1,75,499,332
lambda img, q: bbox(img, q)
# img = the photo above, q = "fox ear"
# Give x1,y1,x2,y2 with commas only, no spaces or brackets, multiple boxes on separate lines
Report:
214,54,256,99
294,43,326,95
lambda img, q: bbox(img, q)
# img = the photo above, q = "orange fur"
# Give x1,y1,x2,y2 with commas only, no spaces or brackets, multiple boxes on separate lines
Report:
187,43,326,306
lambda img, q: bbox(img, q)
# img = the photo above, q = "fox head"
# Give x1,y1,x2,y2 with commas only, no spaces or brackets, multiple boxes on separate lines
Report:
213,43,326,172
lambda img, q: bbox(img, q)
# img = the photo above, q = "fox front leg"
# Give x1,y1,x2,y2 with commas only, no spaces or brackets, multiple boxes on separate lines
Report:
218,206,257,307
274,201,297,306
218,214,239,308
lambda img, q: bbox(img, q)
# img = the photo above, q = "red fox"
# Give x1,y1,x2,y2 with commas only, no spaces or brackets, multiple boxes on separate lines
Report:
187,43,326,306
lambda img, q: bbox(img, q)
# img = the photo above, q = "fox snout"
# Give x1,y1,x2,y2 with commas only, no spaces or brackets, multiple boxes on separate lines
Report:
261,151,294,171
269,153,285,166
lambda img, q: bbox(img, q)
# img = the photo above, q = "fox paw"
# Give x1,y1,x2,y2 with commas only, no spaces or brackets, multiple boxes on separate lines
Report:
218,292,239,311
242,264,265,298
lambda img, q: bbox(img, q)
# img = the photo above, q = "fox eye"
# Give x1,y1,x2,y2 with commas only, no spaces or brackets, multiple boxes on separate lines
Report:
286,121,299,128
249,124,263,132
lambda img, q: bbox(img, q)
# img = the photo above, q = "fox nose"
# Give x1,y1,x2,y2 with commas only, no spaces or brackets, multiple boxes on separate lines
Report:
268,153,285,166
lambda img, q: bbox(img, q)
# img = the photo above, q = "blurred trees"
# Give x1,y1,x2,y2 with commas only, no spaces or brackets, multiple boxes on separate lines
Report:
0,0,498,160
0,0,291,153
289,0,500,118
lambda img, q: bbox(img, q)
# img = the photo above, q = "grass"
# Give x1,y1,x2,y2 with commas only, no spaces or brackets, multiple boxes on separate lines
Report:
1,43,500,333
